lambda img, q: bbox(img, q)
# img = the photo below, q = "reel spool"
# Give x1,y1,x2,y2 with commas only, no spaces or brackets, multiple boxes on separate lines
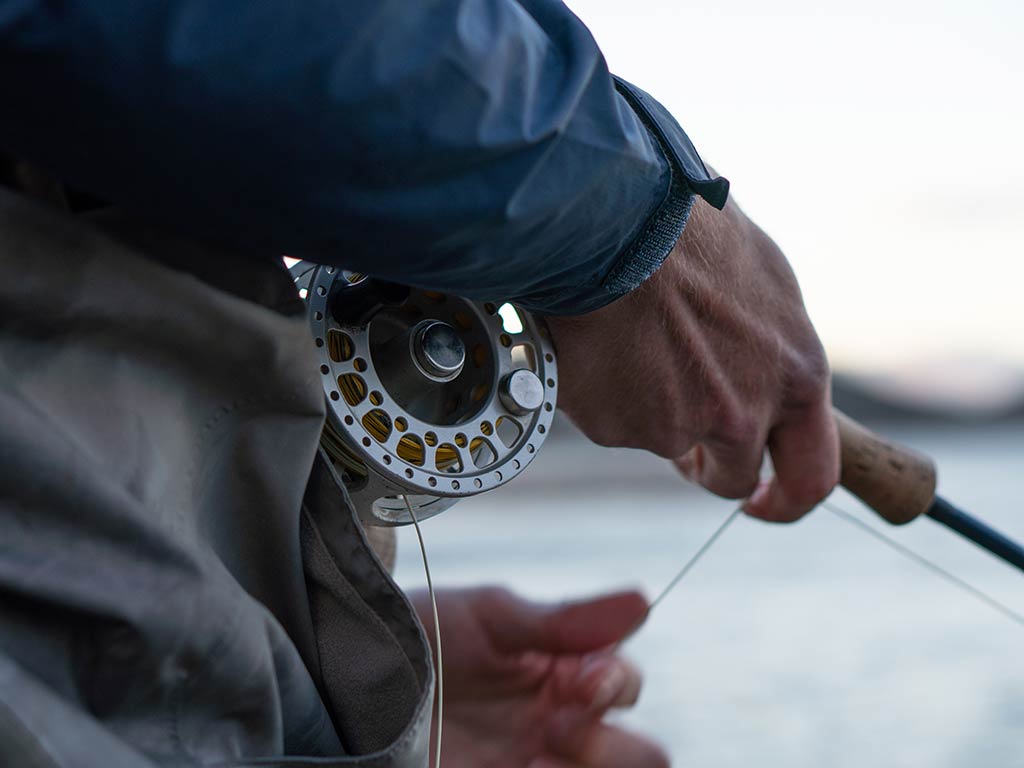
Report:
291,261,558,526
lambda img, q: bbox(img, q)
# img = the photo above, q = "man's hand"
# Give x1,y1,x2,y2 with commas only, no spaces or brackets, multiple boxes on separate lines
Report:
547,195,839,522
410,587,668,768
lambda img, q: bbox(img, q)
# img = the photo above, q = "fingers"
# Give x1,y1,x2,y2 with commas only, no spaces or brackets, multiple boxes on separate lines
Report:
570,655,643,712
481,589,649,655
743,400,840,523
674,435,765,500
547,719,671,768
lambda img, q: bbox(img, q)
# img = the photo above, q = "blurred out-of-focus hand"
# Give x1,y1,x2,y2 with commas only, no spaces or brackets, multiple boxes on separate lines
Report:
547,194,839,522
410,587,669,768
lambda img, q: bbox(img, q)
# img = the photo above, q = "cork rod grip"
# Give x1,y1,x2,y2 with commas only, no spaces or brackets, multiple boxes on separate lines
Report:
834,409,937,525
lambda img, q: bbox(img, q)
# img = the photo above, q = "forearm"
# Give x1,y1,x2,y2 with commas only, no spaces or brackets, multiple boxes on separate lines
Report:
0,0,725,314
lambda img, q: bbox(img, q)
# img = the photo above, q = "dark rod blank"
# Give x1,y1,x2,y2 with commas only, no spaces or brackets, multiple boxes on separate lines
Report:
927,496,1024,574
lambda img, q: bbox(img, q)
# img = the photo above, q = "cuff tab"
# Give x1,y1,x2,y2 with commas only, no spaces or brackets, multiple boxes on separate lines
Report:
613,78,730,210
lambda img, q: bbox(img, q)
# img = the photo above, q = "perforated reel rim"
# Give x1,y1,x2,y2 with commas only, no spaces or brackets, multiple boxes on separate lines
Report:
296,262,558,502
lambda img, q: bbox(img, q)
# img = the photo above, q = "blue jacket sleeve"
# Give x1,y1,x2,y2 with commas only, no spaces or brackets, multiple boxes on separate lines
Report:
0,0,727,315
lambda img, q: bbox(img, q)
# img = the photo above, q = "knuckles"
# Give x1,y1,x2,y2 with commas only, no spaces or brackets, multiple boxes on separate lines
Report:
710,409,762,450
784,342,831,410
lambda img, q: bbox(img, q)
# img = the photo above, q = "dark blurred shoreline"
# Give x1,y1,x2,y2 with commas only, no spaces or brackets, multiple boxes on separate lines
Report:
830,371,1024,425
530,370,1024,494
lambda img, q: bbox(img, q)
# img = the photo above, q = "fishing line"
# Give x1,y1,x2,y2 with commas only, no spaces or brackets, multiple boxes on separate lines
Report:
648,507,743,615
619,507,742,646
824,500,1024,627
403,494,444,768
638,498,1024,641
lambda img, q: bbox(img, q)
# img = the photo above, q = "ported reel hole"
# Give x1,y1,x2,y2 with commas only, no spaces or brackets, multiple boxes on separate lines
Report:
338,373,367,406
435,443,462,473
353,357,368,372
395,417,408,432
471,383,489,403
328,329,355,362
470,437,497,469
343,270,366,285
495,416,523,449
369,390,384,406
397,433,426,466
480,420,493,436
424,431,438,446
497,303,524,334
472,344,488,369
454,433,468,448
362,409,392,442
510,343,537,372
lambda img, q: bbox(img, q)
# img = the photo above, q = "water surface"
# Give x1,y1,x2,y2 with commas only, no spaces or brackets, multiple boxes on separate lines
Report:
394,421,1024,767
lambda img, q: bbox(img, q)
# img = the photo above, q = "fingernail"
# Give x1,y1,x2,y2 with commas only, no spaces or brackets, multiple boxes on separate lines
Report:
745,479,771,510
590,663,626,711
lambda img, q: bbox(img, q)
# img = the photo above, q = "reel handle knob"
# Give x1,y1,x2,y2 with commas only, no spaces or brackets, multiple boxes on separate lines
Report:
834,408,937,525
499,369,545,415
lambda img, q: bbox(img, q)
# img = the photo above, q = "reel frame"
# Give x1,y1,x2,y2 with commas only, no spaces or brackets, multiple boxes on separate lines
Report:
293,262,558,526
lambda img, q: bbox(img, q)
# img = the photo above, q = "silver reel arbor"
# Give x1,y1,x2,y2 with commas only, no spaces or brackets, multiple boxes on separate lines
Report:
292,262,558,526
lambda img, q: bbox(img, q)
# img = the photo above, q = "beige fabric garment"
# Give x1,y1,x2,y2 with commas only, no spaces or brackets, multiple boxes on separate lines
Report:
0,187,431,767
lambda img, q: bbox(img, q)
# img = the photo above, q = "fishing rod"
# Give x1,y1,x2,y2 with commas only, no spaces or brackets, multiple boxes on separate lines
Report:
834,410,1024,573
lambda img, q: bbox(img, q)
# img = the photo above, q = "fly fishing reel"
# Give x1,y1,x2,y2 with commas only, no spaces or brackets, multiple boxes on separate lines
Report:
291,262,558,526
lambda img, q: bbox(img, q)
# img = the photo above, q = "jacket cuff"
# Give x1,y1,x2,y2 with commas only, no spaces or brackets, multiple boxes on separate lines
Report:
599,78,729,300
520,79,729,317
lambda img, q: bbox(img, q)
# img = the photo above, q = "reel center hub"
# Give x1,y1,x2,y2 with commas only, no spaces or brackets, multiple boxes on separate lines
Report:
413,320,466,382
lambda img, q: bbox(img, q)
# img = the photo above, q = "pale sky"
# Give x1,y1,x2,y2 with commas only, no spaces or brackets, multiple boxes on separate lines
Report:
569,0,1024,375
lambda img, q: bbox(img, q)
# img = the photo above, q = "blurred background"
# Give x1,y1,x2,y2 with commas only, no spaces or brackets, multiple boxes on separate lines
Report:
397,1,1024,765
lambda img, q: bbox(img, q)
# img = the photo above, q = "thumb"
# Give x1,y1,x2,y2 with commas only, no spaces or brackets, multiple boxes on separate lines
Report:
480,588,649,655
